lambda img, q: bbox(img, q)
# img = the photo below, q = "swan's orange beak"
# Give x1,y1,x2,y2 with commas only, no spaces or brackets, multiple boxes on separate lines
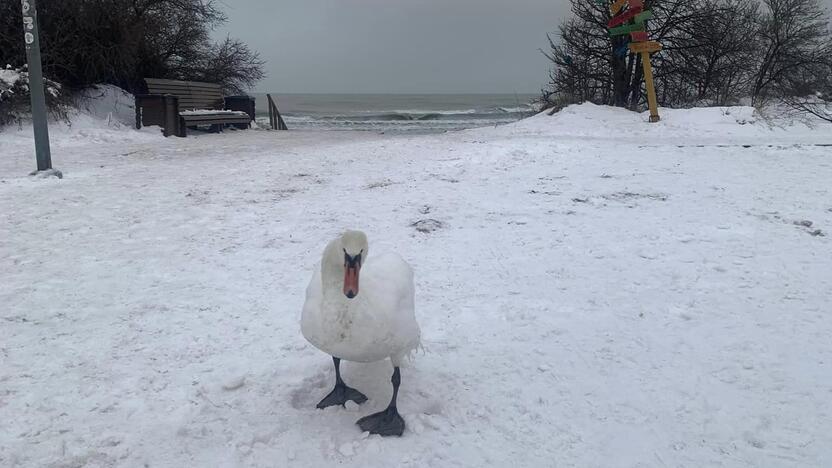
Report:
343,265,360,299
343,251,363,299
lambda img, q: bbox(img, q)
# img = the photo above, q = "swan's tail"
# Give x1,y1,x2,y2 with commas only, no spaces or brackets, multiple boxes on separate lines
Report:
392,337,422,367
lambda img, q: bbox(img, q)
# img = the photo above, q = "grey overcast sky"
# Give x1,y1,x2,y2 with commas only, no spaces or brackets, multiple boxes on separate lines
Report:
213,0,570,94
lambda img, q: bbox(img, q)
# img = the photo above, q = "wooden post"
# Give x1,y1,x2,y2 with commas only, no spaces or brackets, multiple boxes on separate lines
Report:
267,94,275,129
271,102,276,129
278,109,287,131
162,95,178,137
640,52,660,122
267,94,288,130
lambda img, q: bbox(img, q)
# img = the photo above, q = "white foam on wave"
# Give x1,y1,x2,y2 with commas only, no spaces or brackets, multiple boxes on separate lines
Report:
497,105,535,113
262,114,521,134
388,108,480,115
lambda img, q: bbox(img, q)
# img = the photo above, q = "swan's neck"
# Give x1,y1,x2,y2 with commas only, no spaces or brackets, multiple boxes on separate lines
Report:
321,239,346,300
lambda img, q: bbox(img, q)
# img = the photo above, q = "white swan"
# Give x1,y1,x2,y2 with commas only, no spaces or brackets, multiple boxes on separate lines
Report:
301,230,420,436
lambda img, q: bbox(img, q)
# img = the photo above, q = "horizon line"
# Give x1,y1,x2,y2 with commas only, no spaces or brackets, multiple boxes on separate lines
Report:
249,91,540,96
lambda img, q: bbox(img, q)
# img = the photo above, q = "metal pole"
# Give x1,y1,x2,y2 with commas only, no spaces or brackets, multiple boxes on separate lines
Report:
21,0,53,171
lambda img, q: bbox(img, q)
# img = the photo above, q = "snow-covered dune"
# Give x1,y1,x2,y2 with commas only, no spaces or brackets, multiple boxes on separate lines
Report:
476,102,830,145
1,103,830,467
484,103,832,146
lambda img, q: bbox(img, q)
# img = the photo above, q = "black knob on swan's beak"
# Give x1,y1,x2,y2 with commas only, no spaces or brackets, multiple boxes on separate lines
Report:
345,290,357,299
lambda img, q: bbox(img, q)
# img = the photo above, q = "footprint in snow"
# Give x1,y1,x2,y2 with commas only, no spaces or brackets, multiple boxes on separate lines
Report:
289,372,329,409
604,191,668,202
365,179,396,189
411,219,446,233
791,219,825,237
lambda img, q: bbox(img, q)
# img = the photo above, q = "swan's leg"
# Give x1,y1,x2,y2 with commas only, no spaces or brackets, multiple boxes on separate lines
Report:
316,357,368,409
355,366,405,436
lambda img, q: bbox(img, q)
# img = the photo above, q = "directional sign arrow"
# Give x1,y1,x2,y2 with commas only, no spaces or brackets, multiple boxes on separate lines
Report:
633,10,653,23
608,22,645,36
608,6,643,28
609,0,628,15
628,40,662,53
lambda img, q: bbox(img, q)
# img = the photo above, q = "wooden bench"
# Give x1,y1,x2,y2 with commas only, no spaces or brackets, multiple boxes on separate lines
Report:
134,78,255,137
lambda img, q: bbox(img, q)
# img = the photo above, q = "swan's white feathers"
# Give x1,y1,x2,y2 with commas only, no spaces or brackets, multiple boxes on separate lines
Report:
301,233,420,366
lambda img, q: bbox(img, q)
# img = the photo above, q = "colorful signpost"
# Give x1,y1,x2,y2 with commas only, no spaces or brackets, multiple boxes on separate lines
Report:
606,0,661,122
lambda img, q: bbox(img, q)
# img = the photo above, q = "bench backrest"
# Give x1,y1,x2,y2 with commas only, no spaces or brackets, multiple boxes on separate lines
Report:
145,78,224,110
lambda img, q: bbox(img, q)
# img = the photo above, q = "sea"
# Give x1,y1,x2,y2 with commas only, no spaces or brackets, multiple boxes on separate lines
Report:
251,94,539,134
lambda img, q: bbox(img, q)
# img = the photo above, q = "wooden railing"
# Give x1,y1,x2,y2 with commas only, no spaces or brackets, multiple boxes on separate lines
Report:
267,94,288,130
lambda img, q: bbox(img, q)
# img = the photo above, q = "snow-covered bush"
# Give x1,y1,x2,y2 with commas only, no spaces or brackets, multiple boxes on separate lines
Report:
0,64,64,127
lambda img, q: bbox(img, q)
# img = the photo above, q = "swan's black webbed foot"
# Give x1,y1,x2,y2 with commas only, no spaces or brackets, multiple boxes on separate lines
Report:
356,405,405,436
355,366,405,436
317,356,367,409
317,383,368,409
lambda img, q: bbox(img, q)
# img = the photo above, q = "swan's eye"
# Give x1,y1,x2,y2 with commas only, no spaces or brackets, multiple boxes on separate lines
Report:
343,250,363,268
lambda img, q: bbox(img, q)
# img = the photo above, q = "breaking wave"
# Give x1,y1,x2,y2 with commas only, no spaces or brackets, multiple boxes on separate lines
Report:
254,98,538,134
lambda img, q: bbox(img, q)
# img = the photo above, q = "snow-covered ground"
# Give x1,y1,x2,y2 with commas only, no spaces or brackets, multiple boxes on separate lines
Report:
1,101,831,467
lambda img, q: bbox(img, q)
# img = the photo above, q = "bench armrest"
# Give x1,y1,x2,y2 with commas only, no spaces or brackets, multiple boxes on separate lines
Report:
224,95,255,121
135,94,180,136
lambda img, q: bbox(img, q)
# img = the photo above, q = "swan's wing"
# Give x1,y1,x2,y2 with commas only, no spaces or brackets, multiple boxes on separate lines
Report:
367,253,421,363
395,275,420,343
300,265,323,343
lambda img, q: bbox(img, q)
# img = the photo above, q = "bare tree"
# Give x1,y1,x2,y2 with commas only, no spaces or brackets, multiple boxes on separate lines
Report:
670,0,759,105
0,0,264,96
541,0,832,113
176,37,265,94
540,0,706,110
540,18,615,109
751,0,831,104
